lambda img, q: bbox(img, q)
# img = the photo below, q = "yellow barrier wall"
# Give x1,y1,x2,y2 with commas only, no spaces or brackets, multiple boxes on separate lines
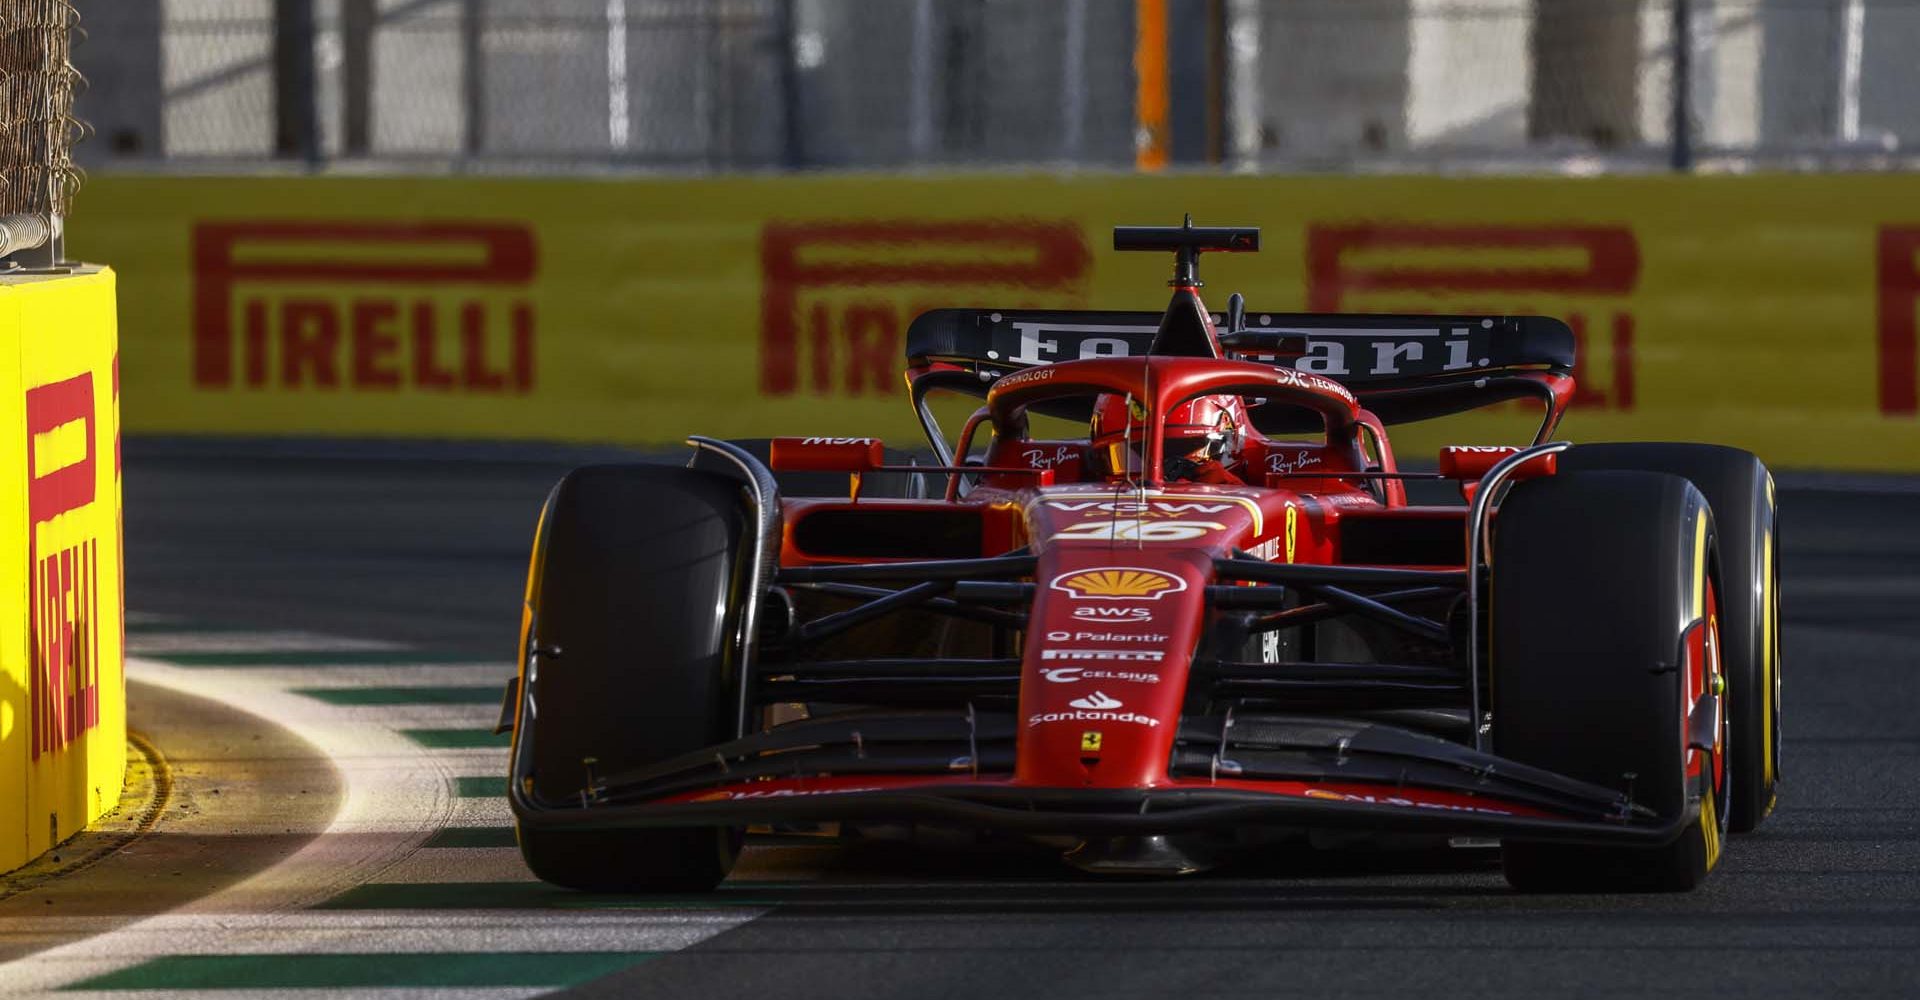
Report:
70,174,1920,470
0,267,125,875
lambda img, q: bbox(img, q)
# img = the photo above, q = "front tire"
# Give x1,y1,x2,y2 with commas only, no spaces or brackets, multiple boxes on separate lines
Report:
510,464,748,892
1560,443,1780,831
1491,471,1729,892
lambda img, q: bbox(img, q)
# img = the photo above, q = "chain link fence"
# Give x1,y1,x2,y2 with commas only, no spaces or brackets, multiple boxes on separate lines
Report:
1,0,79,214
67,0,1920,173
0,0,78,265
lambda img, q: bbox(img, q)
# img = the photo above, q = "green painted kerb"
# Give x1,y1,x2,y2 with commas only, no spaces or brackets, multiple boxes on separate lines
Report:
317,881,772,911
297,685,503,706
403,728,512,749
423,826,517,849
66,952,658,990
454,775,506,797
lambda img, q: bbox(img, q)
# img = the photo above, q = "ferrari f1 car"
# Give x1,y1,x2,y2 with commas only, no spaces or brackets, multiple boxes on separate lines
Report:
501,220,1783,892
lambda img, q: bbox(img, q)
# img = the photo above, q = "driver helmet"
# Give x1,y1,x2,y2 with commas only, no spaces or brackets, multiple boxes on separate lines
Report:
1090,393,1245,479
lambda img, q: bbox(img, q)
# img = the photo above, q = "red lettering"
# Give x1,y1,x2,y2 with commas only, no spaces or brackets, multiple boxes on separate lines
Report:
1567,314,1603,409
1876,227,1920,416
460,301,507,392
280,299,340,388
192,221,538,394
1307,224,1638,412
1307,224,1639,311
511,303,535,393
759,220,1090,395
841,302,899,396
243,298,269,387
808,302,832,396
26,373,94,525
24,374,101,760
1611,313,1635,410
351,299,402,389
412,301,457,390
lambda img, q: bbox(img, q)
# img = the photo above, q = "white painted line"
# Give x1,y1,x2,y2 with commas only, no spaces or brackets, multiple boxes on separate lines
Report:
127,631,406,654
0,642,766,996
54,982,549,990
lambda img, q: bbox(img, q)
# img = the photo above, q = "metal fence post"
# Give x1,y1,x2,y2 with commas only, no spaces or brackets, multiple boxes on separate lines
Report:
776,0,804,168
343,0,375,157
1670,0,1692,171
462,0,486,159
272,0,320,165
1060,0,1087,161
908,0,935,164
1835,0,1865,143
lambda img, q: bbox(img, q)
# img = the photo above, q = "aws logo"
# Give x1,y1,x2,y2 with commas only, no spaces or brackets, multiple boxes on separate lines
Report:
1049,567,1186,601
1072,606,1153,622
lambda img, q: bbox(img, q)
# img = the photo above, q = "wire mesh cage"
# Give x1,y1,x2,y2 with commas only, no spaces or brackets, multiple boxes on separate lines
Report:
60,0,1920,174
0,0,81,218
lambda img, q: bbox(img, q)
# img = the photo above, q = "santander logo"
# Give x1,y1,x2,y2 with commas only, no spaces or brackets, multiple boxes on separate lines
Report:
1068,691,1122,710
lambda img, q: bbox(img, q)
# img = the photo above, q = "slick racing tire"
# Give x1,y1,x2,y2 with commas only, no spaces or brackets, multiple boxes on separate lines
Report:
510,464,747,892
1491,471,1730,893
1560,443,1780,832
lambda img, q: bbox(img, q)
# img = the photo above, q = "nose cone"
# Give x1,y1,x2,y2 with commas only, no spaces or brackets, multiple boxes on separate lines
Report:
1016,552,1209,788
1016,487,1265,788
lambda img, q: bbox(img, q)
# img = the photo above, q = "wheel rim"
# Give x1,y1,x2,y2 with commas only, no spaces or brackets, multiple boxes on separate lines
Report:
1690,575,1732,865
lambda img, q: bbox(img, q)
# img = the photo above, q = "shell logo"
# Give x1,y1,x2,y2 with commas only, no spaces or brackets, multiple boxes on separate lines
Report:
1050,567,1188,601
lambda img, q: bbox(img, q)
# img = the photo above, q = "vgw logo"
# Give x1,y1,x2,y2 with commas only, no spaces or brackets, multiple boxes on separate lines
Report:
193,221,538,394
25,372,108,760
1308,224,1640,410
759,220,1091,397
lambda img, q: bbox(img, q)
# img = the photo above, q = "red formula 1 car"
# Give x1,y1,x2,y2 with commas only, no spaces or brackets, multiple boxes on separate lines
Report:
502,220,1783,892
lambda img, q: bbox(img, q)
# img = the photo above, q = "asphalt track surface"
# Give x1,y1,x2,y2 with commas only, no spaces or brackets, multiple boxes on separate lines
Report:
27,440,1920,997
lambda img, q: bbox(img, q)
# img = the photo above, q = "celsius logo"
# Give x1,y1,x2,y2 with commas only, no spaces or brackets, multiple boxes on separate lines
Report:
1073,606,1152,622
1050,567,1186,600
1042,667,1160,685
1068,691,1122,710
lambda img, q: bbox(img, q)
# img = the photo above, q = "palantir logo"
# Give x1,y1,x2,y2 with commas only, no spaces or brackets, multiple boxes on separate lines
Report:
759,219,1091,397
1307,223,1640,410
193,221,538,394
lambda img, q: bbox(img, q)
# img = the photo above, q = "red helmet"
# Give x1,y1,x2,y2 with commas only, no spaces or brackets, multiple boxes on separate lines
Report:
1090,393,1245,479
